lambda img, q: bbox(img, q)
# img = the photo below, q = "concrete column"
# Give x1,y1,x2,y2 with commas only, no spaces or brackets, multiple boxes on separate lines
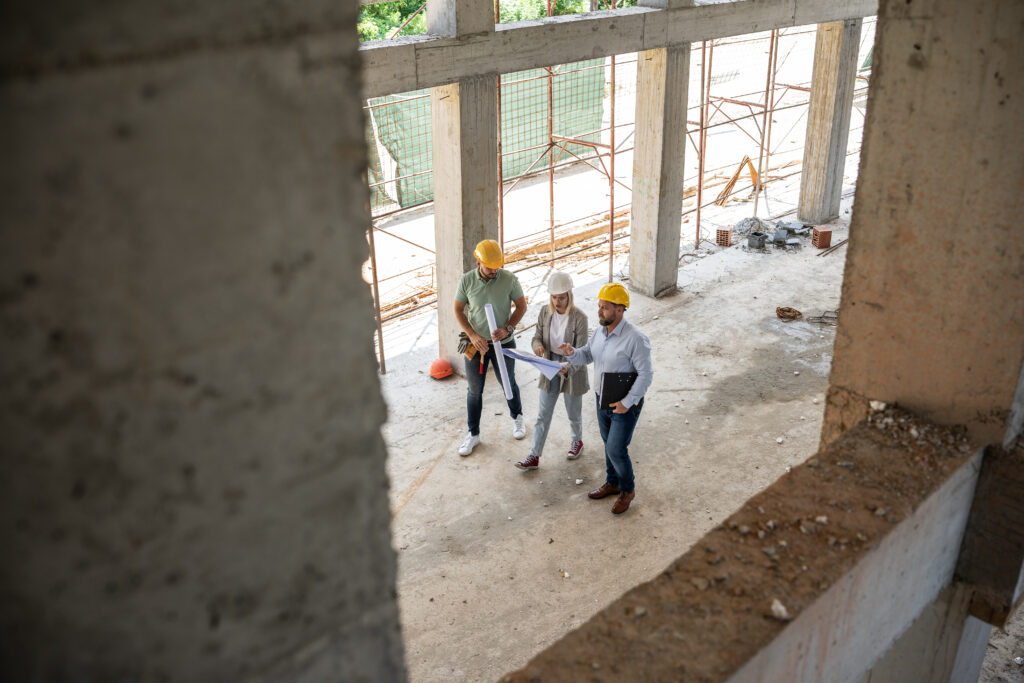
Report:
798,19,862,224
428,0,494,37
428,0,498,369
821,0,1024,447
0,2,404,681
630,44,691,298
431,76,499,368
630,0,691,299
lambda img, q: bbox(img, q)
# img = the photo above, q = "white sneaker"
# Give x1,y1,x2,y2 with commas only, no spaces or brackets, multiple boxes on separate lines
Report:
458,432,481,456
512,414,526,440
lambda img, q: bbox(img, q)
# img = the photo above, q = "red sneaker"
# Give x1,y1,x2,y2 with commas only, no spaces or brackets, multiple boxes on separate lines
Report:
515,454,540,471
566,440,583,460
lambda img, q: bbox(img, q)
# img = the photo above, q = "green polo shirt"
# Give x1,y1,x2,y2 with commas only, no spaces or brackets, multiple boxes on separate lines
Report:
455,267,524,344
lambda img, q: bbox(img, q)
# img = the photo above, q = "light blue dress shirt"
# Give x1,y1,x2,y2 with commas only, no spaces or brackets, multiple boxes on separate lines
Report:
566,317,653,408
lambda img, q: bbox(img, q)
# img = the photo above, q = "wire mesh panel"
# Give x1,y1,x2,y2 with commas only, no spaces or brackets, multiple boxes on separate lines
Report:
366,91,433,214
363,20,878,366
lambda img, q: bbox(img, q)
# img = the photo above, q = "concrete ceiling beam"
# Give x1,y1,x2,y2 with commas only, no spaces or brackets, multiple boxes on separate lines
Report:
360,0,877,98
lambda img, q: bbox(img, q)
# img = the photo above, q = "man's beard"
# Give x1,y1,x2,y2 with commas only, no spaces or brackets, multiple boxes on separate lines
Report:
599,316,613,326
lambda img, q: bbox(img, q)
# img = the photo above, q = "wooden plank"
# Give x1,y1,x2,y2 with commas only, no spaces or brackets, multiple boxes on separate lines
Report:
954,441,1024,628
359,0,878,98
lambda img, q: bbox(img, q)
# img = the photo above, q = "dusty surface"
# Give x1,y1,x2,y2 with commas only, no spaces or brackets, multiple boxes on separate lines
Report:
380,214,852,682
500,407,975,681
982,608,1024,683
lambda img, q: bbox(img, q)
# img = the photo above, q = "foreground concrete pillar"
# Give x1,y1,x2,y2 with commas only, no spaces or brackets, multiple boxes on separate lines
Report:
822,0,1024,448
0,2,405,681
797,19,862,224
630,46,691,296
429,0,498,369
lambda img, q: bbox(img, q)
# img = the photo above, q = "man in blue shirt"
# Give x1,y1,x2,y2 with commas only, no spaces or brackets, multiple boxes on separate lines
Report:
559,282,652,514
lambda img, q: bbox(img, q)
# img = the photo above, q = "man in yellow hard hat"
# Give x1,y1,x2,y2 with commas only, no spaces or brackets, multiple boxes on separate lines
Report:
453,239,528,456
558,282,652,514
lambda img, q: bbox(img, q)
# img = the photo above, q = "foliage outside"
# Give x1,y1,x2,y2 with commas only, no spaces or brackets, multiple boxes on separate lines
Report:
358,0,636,42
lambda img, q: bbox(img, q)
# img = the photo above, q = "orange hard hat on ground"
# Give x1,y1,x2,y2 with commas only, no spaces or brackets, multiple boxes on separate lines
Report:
473,239,504,269
430,358,454,379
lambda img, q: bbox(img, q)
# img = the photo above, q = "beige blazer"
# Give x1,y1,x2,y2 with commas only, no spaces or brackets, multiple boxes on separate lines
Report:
530,306,590,396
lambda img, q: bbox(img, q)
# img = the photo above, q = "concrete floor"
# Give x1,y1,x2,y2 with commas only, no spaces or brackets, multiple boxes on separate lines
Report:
380,210,850,682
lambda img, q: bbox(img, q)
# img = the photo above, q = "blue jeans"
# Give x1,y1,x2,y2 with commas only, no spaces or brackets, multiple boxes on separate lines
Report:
464,339,523,436
595,395,644,493
529,377,583,458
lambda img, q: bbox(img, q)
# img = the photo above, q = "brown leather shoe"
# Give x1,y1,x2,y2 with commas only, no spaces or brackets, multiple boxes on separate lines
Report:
588,483,620,499
611,491,635,514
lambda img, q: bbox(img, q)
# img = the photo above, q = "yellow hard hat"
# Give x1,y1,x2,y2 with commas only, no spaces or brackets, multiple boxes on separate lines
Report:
598,282,629,308
473,239,504,269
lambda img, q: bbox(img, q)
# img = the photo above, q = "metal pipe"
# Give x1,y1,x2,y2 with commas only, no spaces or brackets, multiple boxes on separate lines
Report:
764,28,781,203
695,41,706,246
366,219,387,374
753,29,776,217
608,49,616,283
548,65,555,263
387,1,427,39
497,74,505,250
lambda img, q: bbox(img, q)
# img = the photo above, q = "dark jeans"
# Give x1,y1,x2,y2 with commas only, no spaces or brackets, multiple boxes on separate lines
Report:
595,395,644,493
464,339,523,436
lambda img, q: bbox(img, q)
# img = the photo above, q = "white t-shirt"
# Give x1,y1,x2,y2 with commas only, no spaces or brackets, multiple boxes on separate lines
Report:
548,310,569,352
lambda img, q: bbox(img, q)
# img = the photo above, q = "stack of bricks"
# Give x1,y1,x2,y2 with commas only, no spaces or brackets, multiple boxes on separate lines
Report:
812,227,832,249
716,229,732,247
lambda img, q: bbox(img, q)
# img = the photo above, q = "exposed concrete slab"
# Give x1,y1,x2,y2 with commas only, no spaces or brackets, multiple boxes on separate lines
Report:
381,214,855,681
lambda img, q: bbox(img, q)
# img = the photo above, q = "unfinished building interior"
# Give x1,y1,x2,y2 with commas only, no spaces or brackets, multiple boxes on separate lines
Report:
1,0,1021,681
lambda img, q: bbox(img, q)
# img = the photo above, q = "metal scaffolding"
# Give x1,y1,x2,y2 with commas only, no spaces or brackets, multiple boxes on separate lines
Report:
363,19,876,372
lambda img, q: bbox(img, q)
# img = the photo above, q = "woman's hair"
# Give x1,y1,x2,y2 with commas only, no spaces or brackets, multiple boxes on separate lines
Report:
547,289,576,315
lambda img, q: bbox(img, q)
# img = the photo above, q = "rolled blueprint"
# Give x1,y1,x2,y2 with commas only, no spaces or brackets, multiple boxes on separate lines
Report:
484,303,514,400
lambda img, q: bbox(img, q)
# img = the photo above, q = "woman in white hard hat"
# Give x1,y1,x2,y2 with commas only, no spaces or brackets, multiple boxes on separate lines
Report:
515,271,589,471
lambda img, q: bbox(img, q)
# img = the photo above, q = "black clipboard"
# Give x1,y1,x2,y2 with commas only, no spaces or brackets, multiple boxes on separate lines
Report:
600,372,638,410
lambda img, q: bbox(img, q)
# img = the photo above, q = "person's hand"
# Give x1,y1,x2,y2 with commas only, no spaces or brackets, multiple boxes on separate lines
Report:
557,343,574,356
490,327,508,342
471,333,489,353
534,345,545,357
611,400,628,414
558,365,568,376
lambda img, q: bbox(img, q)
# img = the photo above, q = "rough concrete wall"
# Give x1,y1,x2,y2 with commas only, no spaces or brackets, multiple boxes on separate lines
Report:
0,2,405,681
824,0,1024,446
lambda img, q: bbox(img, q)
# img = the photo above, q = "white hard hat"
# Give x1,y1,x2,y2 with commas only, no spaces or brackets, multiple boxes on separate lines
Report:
547,271,573,295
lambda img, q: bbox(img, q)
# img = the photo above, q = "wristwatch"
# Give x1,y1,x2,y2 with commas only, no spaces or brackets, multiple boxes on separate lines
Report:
505,324,515,336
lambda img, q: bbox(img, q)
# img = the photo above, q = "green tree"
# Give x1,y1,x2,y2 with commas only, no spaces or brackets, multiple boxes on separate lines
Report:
358,0,428,41
358,0,637,42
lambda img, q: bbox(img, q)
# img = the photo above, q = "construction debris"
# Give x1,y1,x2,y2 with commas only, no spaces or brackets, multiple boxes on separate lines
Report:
770,598,793,621
807,310,839,326
776,307,803,322
812,227,832,249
